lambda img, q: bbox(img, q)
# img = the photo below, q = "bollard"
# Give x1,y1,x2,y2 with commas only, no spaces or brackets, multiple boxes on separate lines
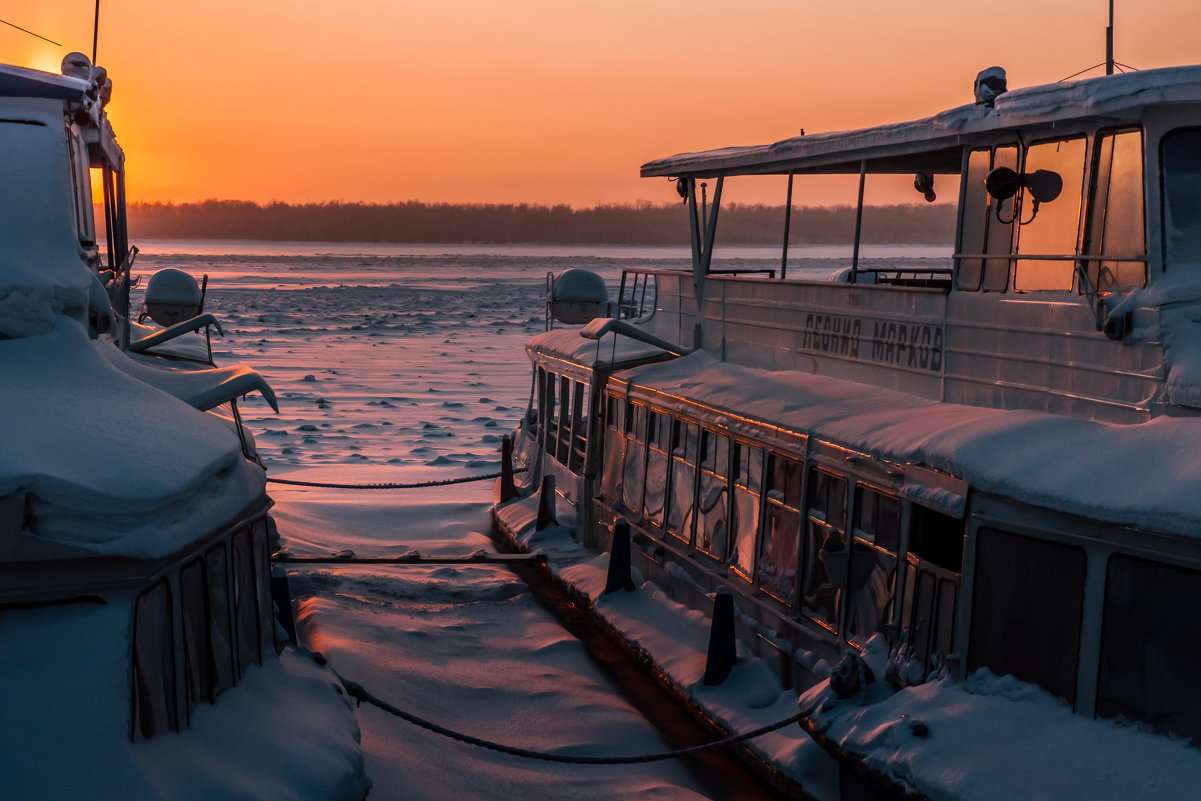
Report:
270,565,298,649
535,474,557,530
603,518,636,595
499,435,517,503
703,587,737,686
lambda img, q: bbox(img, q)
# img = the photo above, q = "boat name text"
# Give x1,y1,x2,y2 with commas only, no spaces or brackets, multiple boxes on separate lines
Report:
799,314,944,372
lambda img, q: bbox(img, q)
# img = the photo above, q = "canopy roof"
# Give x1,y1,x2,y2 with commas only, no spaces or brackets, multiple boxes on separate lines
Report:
641,65,1201,178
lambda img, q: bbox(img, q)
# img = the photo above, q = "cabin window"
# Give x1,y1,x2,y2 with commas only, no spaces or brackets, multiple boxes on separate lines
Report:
1084,129,1145,291
1161,127,1201,273
205,543,235,695
620,403,648,515
233,528,262,674
759,454,803,605
600,394,625,502
252,520,274,651
643,410,671,527
1013,136,1086,292
557,376,573,465
958,145,1018,291
132,579,178,739
802,468,846,631
666,419,698,544
1096,555,1201,744
730,443,763,581
180,558,213,709
968,528,1085,704
900,504,963,676
845,487,901,644
696,429,730,561
569,380,587,472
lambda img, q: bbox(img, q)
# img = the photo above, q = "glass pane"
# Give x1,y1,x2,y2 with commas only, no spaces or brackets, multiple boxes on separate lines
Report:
666,456,696,543
133,579,177,739
569,381,586,472
968,528,1085,703
600,428,624,501
1088,130,1146,291
982,145,1019,291
1162,128,1201,272
909,505,964,572
697,468,729,559
801,519,843,629
700,429,729,476
957,148,991,290
1098,556,1201,744
253,521,274,650
180,559,212,708
845,540,897,644
643,449,669,526
759,504,800,604
854,488,900,553
730,487,759,579
206,543,234,694
233,529,261,674
1014,137,1086,291
766,454,802,509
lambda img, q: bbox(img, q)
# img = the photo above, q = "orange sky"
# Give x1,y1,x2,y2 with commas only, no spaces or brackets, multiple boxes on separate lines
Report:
5,0,1200,207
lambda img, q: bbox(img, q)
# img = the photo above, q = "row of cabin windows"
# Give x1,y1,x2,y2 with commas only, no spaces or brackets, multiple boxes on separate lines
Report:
535,367,587,473
957,128,1147,294
969,528,1201,745
601,395,962,669
132,518,274,740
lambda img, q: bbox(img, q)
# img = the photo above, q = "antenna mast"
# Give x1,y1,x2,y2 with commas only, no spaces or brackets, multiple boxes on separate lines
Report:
90,0,99,64
1106,0,1114,75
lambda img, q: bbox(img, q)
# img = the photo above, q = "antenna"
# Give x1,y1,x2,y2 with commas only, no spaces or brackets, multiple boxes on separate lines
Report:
0,18,62,46
92,0,100,64
1106,0,1114,75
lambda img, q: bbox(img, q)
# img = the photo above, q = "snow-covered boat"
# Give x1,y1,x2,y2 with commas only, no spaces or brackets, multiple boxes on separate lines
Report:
0,57,369,799
495,65,1201,799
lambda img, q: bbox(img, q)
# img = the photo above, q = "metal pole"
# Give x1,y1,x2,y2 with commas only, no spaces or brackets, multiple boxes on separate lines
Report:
781,172,794,280
1106,0,1114,75
93,0,101,64
850,160,866,284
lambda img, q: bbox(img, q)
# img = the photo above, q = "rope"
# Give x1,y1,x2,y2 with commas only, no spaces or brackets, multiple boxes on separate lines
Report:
337,673,802,765
266,467,525,490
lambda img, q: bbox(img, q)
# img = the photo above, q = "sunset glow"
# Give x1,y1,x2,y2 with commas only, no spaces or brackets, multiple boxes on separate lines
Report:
4,0,1200,207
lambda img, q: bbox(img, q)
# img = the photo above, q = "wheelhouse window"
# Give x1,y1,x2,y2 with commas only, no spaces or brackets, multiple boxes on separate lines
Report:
666,419,698,544
729,443,763,581
1084,129,1145,292
1161,127,1201,274
958,144,1018,291
759,454,802,605
802,468,846,631
845,487,900,644
1097,555,1201,744
696,429,730,561
1013,137,1086,292
968,528,1085,704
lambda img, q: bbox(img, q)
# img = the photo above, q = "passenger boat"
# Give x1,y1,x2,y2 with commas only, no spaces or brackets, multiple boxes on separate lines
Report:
0,57,369,798
494,64,1201,799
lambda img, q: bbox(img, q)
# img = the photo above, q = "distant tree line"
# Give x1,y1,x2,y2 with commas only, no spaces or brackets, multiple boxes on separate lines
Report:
124,199,956,245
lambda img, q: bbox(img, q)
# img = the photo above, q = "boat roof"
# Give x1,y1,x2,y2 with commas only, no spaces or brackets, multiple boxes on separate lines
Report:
641,64,1201,178
0,64,90,103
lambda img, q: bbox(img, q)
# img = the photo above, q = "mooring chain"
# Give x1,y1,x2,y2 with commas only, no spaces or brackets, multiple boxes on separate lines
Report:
336,672,802,765
266,467,526,490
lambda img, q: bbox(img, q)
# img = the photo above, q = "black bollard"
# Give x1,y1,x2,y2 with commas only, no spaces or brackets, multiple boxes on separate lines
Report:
703,587,737,686
535,473,557,530
499,435,517,503
270,565,298,649
603,518,636,595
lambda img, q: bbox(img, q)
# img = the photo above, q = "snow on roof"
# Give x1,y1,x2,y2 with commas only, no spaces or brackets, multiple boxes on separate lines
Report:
0,64,89,103
642,65,1201,178
621,352,1201,536
0,318,265,559
527,326,672,371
